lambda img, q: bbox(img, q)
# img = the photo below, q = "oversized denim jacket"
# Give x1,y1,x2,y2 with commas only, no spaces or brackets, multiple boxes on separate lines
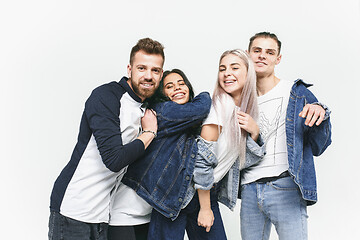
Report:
122,92,211,220
192,135,266,211
193,79,332,210
283,79,332,205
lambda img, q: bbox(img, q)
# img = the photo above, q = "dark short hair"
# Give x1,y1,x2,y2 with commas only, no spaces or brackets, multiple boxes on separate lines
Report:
148,69,195,106
248,32,282,54
129,38,165,65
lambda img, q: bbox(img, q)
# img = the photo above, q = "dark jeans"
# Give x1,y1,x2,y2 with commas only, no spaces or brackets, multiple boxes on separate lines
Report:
108,223,149,240
148,187,227,240
48,211,108,240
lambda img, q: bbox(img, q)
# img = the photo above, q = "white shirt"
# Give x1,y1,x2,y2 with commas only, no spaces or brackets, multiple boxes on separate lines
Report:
242,79,293,184
203,97,239,183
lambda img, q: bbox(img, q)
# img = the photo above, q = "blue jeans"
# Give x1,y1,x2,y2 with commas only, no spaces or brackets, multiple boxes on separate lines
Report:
240,176,308,240
148,187,227,240
48,211,108,240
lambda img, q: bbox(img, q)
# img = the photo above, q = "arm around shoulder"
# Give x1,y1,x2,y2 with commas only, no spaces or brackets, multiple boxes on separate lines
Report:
85,87,146,172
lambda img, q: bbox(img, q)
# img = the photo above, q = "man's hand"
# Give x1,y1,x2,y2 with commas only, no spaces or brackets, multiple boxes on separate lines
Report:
141,109,157,133
299,104,325,127
138,109,157,149
197,208,214,232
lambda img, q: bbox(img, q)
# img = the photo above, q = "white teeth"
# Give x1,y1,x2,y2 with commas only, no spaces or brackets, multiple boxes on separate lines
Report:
224,80,235,84
173,93,184,98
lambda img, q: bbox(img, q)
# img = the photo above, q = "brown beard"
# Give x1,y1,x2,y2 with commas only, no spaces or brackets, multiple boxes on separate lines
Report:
130,78,157,100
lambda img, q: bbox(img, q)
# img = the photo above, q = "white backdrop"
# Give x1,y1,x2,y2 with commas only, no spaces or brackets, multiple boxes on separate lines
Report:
1,0,359,239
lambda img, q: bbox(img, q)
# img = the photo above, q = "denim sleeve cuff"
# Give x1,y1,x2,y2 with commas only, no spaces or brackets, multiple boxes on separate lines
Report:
193,137,217,190
194,182,214,190
244,135,266,169
196,136,218,165
246,135,266,157
313,102,331,121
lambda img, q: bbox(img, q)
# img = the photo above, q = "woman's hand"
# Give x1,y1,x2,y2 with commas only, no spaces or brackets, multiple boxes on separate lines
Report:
237,111,259,141
197,208,214,232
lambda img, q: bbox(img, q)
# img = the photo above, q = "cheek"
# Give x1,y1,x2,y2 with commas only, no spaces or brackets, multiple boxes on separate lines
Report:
154,74,162,83
218,72,224,81
163,89,172,99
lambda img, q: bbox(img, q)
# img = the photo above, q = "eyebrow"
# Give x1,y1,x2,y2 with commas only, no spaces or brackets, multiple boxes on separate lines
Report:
252,46,277,53
152,67,162,71
219,63,241,68
164,79,184,87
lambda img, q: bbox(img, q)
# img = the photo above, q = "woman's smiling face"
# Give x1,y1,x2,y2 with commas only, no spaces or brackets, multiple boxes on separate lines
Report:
218,53,248,98
163,73,190,105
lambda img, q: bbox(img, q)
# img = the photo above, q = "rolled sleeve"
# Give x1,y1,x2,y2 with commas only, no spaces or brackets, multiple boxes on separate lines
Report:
193,137,218,190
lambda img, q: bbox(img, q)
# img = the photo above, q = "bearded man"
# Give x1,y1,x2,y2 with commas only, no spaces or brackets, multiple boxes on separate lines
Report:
48,38,164,240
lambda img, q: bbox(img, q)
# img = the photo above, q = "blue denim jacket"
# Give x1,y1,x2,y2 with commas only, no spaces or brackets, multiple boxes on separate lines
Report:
284,79,332,205
122,92,211,220
192,135,266,210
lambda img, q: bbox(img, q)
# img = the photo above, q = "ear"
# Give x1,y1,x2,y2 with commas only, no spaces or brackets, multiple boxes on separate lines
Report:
275,54,282,65
127,64,132,78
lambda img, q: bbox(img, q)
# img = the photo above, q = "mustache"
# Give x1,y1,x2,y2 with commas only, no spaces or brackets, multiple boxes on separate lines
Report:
139,79,155,84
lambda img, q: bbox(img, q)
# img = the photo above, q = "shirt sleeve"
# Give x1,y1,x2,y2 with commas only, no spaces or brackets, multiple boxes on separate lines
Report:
193,137,218,190
155,92,211,138
84,86,145,172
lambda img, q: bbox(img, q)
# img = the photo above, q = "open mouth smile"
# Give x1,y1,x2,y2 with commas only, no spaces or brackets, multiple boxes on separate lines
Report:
140,82,154,89
172,92,186,99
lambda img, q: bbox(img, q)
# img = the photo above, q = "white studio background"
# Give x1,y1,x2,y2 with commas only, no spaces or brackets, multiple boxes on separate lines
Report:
1,0,359,239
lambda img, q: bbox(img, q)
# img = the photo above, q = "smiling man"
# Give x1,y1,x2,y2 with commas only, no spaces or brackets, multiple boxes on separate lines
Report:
48,38,164,240
239,32,332,240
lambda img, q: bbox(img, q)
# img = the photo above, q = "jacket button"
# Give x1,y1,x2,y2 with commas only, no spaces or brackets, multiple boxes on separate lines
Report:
191,154,195,158
169,213,174,217
186,176,190,181
178,198,183,202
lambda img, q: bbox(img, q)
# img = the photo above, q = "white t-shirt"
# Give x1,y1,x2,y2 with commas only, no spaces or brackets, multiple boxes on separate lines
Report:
241,79,293,184
109,177,152,225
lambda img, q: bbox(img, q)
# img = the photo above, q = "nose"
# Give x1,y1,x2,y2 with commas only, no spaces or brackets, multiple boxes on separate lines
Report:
259,51,266,59
144,69,152,80
174,83,181,90
224,68,231,76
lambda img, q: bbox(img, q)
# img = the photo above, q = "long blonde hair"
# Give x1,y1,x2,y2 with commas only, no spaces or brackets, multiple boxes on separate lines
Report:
212,49,258,168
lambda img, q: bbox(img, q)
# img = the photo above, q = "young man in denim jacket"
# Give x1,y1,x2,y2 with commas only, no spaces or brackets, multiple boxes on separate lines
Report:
239,32,332,240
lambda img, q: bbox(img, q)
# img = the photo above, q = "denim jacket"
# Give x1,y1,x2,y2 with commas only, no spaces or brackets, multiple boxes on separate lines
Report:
122,92,211,220
284,79,332,205
192,135,266,210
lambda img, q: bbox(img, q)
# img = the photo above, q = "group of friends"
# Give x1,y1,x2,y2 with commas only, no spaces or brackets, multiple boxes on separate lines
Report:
48,32,332,240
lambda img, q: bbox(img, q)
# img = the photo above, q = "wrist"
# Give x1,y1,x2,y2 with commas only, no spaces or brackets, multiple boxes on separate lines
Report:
141,129,157,138
250,128,260,141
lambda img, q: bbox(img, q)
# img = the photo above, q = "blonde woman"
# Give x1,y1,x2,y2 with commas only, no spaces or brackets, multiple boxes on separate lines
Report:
194,49,265,233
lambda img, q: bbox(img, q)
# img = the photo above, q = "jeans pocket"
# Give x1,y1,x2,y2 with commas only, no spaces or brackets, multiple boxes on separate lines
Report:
270,177,298,191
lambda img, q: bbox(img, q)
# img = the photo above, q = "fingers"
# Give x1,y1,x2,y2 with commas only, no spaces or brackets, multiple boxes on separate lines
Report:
315,110,325,126
299,104,310,118
237,111,250,124
142,109,158,132
197,215,214,233
198,222,213,232
300,104,326,127
305,107,316,126
149,109,157,116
